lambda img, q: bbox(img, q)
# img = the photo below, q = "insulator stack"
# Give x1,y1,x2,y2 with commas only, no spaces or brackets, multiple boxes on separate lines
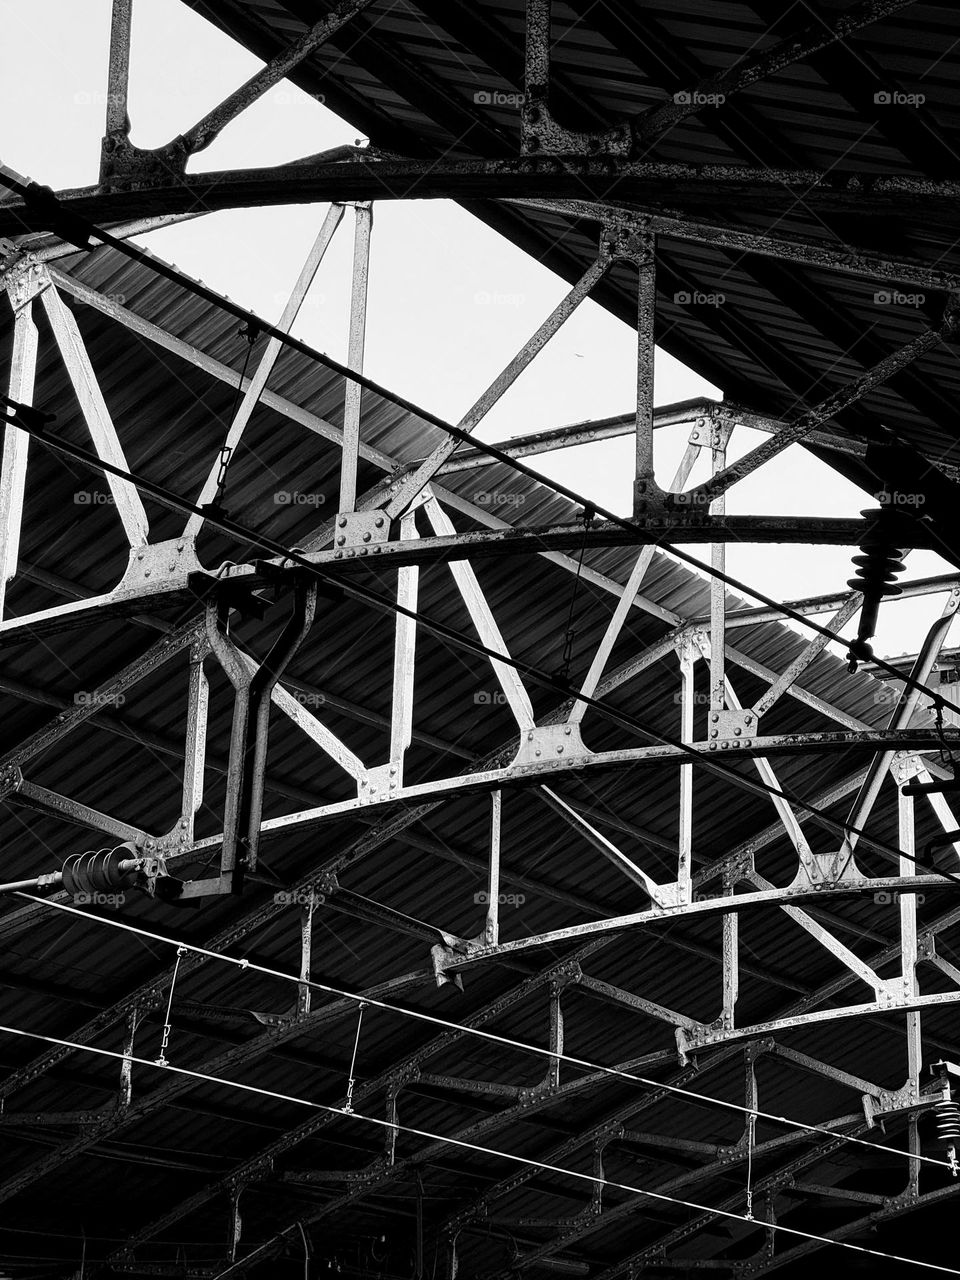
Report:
935,1099,960,1145
846,507,910,668
60,843,140,897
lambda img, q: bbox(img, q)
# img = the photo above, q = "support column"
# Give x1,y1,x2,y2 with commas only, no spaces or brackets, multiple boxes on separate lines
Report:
678,639,695,901
633,223,657,516
389,508,419,778
298,894,314,1018
899,784,922,1105
0,301,37,617
105,0,133,137
722,875,739,1030
339,201,372,513
179,642,209,843
709,421,731,710
119,1006,139,1108
485,791,502,946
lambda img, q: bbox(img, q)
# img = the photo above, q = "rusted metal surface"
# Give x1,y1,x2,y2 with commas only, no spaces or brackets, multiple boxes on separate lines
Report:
5,1,960,1274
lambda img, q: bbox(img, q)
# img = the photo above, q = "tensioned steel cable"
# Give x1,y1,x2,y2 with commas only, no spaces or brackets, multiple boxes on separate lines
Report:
0,1022,957,1278
3,169,958,1277
14,890,953,1172
0,166,955,709
1,393,956,884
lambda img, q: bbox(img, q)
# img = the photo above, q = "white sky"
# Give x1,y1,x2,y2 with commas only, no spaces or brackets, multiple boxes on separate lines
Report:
1,0,955,660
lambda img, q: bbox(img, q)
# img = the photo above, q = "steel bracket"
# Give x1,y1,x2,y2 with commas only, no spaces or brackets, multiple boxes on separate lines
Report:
884,1187,921,1211
517,1081,560,1106
695,849,755,895
601,219,654,264
118,538,203,591
156,816,194,857
553,961,583,988
3,259,48,310
99,134,189,190
699,409,737,448
332,510,391,558
0,764,23,801
917,932,954,971
687,414,733,453
708,709,757,740
722,855,755,888
791,848,865,890
677,1028,770,1065
862,1079,923,1125
518,16,632,159
918,932,937,962
360,762,402,803
891,751,926,785
512,723,591,770
430,941,466,991
735,1196,777,1278
675,1026,702,1064
521,100,631,157
636,482,714,518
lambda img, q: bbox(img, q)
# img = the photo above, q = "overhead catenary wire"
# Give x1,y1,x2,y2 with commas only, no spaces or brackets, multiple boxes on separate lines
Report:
2,168,958,1280
3,177,960,1126
0,1021,957,1279
2,184,958,883
13,889,953,1172
1,393,957,888
0,165,955,712
0,183,957,877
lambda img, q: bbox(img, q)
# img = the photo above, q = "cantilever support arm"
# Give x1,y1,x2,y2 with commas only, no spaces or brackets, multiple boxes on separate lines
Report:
205,579,318,894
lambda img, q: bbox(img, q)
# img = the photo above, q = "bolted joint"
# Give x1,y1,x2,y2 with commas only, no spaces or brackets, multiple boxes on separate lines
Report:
552,961,583,987
0,764,24,799
601,217,655,264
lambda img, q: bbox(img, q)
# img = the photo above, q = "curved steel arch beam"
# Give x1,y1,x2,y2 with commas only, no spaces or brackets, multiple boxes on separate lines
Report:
5,160,960,237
